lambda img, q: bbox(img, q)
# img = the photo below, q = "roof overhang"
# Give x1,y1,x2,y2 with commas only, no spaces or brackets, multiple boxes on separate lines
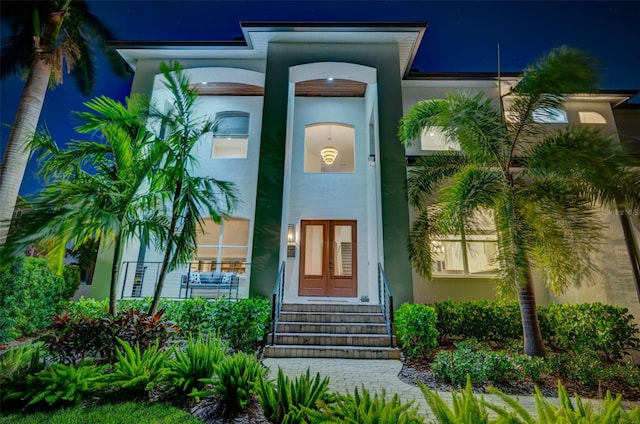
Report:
109,21,427,77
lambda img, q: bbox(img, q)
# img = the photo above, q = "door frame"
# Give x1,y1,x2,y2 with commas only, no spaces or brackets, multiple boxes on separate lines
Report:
298,219,358,297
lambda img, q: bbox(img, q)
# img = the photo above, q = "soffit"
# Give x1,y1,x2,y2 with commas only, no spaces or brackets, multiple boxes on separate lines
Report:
111,21,427,76
191,78,366,97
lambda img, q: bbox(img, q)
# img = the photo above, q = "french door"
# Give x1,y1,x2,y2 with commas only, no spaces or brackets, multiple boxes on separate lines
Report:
299,220,357,296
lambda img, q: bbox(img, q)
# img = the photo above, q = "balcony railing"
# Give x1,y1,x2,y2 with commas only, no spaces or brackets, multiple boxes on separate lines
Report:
118,261,249,300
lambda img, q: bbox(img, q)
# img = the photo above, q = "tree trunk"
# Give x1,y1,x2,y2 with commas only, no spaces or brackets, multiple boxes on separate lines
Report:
148,238,173,315
0,54,52,244
109,235,123,316
518,262,547,357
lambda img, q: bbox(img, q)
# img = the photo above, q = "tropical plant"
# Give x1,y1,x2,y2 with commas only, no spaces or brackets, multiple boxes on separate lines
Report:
398,46,640,357
4,94,167,315
256,367,333,424
0,0,127,244
105,338,172,395
15,360,108,407
0,343,47,410
167,332,227,394
147,61,239,315
419,377,490,424
191,352,264,416
305,386,424,424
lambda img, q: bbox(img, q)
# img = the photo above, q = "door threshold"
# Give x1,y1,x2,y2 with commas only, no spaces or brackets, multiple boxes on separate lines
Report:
296,297,361,304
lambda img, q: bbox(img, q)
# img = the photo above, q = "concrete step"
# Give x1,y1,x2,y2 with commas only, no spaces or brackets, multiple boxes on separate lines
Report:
272,333,394,347
264,344,401,360
281,303,381,313
276,322,388,334
280,311,385,324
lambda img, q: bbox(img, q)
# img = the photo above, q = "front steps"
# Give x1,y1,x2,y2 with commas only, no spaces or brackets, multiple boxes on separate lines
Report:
264,303,400,359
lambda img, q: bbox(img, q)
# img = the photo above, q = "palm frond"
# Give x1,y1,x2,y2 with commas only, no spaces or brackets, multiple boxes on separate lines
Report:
526,126,640,212
407,152,468,207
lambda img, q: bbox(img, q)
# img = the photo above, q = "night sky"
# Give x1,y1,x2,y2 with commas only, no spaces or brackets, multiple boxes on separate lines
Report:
2,0,639,195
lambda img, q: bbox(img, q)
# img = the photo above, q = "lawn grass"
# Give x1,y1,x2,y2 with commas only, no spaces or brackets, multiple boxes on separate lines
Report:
0,402,200,424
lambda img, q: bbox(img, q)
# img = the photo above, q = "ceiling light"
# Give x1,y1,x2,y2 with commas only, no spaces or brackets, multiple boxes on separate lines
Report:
327,77,334,81
320,147,338,165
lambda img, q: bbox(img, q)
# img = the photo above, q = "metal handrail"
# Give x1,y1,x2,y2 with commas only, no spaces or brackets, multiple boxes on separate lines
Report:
378,263,394,347
271,261,286,345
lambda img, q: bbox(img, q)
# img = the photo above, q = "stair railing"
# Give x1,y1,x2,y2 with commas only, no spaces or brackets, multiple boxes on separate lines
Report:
377,263,394,347
271,261,286,345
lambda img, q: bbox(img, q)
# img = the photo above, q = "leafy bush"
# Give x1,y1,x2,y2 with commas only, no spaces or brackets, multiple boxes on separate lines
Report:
16,360,107,407
43,309,178,364
304,386,424,424
192,352,264,416
168,332,227,394
169,297,214,336
60,297,109,319
545,303,640,362
395,303,439,358
256,367,333,424
547,351,640,389
431,339,540,386
104,338,171,395
431,300,522,344
210,297,271,353
0,256,81,342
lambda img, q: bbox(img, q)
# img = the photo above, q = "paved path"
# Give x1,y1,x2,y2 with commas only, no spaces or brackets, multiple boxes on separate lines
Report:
262,358,544,421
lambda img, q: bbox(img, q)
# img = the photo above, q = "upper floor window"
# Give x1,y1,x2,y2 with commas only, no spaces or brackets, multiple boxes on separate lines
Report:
420,127,460,151
578,111,607,124
212,111,249,158
193,217,250,274
304,123,355,173
532,108,568,124
431,209,499,277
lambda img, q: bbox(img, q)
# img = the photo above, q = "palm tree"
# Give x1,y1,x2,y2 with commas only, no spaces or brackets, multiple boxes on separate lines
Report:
398,47,640,357
5,94,166,316
0,0,127,244
147,62,239,315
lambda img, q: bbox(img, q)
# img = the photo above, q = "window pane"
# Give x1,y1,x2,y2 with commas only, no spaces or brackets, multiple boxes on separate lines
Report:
214,112,249,137
212,138,248,158
466,242,499,274
304,225,324,275
532,108,568,124
432,241,465,275
222,219,250,245
333,225,352,277
420,127,460,151
198,219,221,245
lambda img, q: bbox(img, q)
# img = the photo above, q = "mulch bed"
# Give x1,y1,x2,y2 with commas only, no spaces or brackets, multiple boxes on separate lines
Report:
399,354,640,403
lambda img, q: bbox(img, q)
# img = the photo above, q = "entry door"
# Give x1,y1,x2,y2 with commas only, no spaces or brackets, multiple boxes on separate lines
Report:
299,220,357,296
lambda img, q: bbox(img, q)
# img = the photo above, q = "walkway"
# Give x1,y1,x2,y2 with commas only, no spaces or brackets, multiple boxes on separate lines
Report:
262,358,542,421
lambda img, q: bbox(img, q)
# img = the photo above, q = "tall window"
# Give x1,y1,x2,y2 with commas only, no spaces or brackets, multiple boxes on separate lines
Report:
431,209,499,276
192,217,250,274
212,111,250,158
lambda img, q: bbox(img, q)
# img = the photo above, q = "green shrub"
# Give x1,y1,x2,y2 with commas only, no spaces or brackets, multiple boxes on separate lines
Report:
60,297,109,319
192,352,264,416
304,386,424,424
256,368,333,424
168,332,227,394
15,360,107,407
210,297,271,353
431,339,540,386
431,300,522,344
545,303,640,362
395,303,439,358
0,256,80,342
169,297,214,335
105,338,171,395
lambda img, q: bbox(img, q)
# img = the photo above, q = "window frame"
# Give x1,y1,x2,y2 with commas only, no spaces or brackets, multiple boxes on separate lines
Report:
211,111,250,158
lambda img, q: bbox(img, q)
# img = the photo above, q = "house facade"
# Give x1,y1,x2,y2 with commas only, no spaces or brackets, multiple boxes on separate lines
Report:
90,22,640,322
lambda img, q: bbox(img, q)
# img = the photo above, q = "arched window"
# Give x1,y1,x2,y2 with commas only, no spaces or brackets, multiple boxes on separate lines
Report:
212,111,250,158
304,123,355,173
578,111,607,124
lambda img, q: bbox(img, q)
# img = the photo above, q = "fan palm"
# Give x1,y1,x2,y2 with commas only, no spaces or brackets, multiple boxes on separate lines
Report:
0,0,127,244
4,94,166,316
399,47,640,357
147,62,239,315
